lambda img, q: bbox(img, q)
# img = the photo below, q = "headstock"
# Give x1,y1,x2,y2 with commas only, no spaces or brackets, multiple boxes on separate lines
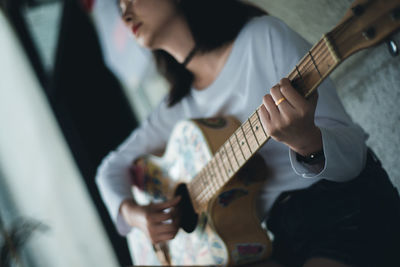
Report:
328,0,400,60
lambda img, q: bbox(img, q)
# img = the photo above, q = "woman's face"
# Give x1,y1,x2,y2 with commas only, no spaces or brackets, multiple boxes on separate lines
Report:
119,0,180,49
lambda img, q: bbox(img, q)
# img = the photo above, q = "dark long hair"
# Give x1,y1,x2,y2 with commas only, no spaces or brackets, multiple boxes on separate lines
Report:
154,0,267,107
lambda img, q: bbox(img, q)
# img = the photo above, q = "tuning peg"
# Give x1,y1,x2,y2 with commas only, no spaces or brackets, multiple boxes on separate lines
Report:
386,38,399,57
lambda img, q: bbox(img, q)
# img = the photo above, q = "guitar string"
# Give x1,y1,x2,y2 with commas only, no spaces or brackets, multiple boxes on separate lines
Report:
191,14,369,205
190,154,223,192
189,39,330,186
190,41,329,192
195,123,274,204
194,169,210,197
193,131,262,204
192,106,294,201
291,16,356,80
191,84,314,202
227,44,330,150
195,117,282,203
195,38,358,204
193,149,239,202
213,12,358,160
192,157,225,202
205,163,217,194
190,24,347,202
191,66,331,203
295,17,354,78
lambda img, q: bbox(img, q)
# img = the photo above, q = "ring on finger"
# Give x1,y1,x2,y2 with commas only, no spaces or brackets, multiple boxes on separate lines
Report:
275,97,286,106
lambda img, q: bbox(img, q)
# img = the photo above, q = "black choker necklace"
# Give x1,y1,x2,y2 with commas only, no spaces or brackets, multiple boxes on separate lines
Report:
182,45,198,67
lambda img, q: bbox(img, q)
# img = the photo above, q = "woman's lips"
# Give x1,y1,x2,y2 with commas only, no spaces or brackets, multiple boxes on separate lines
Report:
132,22,142,35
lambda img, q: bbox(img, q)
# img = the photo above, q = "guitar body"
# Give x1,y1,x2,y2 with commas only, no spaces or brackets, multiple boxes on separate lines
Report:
127,117,272,266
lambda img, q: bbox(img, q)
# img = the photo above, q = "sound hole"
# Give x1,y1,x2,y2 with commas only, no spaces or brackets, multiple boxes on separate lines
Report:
175,183,198,233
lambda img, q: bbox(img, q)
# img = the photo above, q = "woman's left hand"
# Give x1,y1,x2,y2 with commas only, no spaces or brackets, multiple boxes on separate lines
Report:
259,78,322,156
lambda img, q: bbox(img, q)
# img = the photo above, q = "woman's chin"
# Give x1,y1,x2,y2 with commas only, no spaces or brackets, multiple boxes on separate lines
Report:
136,36,154,50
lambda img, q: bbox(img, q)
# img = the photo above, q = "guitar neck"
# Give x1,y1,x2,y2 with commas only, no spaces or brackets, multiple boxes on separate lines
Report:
187,33,342,212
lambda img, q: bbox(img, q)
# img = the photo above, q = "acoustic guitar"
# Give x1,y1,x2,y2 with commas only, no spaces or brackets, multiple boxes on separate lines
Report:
126,0,400,265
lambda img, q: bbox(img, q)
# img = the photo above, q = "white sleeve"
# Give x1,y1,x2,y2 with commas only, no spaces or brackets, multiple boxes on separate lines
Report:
95,96,183,235
288,78,368,181
261,16,368,181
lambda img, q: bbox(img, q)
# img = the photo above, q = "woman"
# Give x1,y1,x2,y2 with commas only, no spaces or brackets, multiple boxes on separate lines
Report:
96,0,400,266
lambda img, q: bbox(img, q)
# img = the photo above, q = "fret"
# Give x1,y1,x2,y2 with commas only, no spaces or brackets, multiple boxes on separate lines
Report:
295,64,303,80
196,171,208,196
225,141,239,171
194,182,206,201
288,40,337,97
249,112,267,145
201,169,212,194
214,158,225,187
309,50,322,77
250,116,264,145
255,109,268,140
210,158,223,188
237,127,252,159
205,165,216,194
293,64,305,91
234,130,247,162
220,147,234,177
200,170,209,187
232,134,246,166
248,118,260,146
215,152,229,182
191,175,203,196
228,137,240,168
243,120,258,153
200,182,211,202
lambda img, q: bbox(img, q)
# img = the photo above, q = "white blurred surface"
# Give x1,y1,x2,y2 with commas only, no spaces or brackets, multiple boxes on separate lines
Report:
0,10,119,267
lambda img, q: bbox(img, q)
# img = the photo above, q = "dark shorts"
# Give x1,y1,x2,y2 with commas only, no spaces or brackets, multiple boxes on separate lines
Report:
267,150,400,267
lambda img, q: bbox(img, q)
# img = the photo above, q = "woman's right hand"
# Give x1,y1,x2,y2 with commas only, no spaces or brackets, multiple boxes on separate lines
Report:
120,196,181,244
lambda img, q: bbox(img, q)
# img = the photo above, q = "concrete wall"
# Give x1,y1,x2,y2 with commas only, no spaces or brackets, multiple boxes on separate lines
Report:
252,0,400,188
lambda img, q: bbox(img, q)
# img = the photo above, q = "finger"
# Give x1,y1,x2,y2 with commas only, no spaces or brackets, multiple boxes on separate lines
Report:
270,83,293,110
262,94,279,119
152,196,181,211
279,78,308,111
258,105,270,131
148,210,173,223
153,222,179,235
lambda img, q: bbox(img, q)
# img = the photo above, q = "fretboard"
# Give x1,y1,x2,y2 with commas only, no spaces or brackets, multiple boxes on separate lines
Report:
188,34,341,213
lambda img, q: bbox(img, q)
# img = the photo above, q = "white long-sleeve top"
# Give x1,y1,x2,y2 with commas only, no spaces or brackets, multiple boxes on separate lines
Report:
96,16,368,235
